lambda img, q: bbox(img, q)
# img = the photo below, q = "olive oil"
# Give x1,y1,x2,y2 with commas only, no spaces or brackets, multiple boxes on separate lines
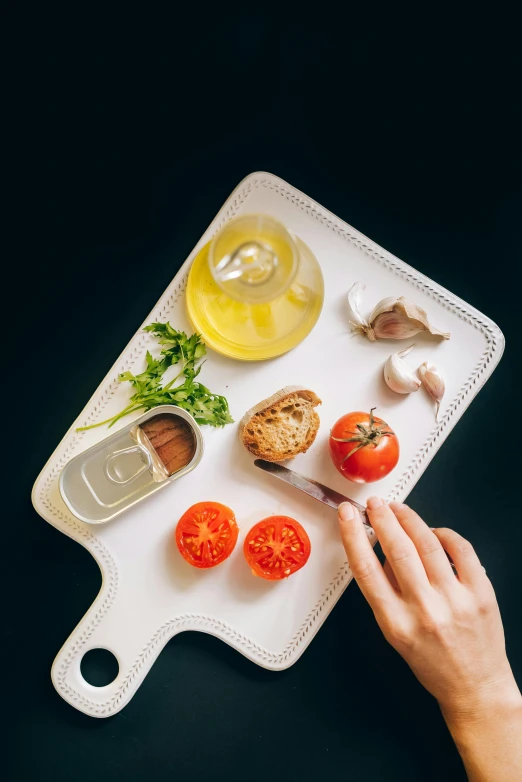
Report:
186,234,324,361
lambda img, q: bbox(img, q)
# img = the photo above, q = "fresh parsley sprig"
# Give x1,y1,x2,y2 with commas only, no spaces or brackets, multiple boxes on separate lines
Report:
77,323,233,431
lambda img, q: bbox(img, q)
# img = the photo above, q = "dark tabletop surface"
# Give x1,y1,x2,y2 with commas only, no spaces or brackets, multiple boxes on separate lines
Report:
8,12,522,782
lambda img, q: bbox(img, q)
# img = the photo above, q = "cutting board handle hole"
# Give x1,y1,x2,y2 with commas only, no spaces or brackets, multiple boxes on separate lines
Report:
80,648,119,687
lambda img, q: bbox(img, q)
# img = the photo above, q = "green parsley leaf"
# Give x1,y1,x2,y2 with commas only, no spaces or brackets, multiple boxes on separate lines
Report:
77,324,233,431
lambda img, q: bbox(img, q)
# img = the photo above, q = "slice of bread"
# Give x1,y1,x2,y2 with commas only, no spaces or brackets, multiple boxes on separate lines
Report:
239,385,322,461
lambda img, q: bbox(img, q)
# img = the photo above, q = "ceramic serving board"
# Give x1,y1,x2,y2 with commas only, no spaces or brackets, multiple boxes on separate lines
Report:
32,172,504,717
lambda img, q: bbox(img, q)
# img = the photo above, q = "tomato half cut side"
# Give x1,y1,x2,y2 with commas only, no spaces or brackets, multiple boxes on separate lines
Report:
176,502,239,568
244,516,311,580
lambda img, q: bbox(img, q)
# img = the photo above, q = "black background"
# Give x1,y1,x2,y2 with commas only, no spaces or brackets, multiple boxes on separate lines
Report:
8,11,522,782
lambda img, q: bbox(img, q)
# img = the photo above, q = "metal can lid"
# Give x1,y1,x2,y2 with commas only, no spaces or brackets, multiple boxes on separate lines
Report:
59,405,204,525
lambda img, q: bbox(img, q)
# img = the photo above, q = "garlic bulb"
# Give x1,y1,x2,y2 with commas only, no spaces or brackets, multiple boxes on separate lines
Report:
346,283,450,341
368,297,450,341
418,362,445,420
384,345,422,394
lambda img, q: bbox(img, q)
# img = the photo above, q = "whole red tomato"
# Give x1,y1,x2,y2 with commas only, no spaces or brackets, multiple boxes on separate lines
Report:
329,408,399,483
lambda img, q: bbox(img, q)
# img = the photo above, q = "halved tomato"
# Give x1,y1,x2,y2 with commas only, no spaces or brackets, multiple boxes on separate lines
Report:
176,502,238,568
244,516,311,580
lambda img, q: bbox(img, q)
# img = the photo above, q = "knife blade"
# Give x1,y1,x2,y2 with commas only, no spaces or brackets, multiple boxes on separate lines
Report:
254,459,371,528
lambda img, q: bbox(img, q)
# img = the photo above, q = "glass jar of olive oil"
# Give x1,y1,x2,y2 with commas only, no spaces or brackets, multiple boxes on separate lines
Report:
186,214,324,361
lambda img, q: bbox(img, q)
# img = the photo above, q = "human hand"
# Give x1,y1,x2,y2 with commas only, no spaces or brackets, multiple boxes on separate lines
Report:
338,498,520,723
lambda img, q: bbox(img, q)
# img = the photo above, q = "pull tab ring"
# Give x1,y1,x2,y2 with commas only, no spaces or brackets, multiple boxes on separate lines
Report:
104,445,152,485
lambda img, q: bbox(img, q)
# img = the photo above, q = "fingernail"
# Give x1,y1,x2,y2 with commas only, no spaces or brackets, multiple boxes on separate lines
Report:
367,496,383,510
338,502,355,521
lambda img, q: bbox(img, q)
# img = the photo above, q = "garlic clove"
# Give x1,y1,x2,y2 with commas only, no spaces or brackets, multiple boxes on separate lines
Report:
418,362,445,420
370,309,425,341
368,297,450,342
368,296,400,323
346,282,369,331
395,298,450,340
384,344,422,394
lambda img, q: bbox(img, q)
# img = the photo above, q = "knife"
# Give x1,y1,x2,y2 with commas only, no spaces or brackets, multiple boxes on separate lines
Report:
254,459,371,528
253,461,476,576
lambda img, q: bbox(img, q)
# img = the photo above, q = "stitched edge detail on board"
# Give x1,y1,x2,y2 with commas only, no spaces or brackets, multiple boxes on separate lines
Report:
39,175,501,716
54,562,358,715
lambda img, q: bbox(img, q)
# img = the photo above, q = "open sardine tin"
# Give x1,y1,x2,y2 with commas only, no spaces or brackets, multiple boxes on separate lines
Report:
59,405,204,524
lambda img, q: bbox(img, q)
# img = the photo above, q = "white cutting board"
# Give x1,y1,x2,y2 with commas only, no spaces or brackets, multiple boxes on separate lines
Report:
32,172,504,717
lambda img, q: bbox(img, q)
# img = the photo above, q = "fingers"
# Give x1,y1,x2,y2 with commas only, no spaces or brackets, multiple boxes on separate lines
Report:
431,527,487,587
366,497,431,597
338,502,398,617
383,559,400,593
389,502,455,589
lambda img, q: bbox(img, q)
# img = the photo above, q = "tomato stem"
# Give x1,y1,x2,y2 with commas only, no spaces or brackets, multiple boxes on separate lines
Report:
330,408,395,464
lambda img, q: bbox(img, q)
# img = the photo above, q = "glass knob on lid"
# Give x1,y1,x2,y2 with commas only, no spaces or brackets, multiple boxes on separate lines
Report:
209,214,298,304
